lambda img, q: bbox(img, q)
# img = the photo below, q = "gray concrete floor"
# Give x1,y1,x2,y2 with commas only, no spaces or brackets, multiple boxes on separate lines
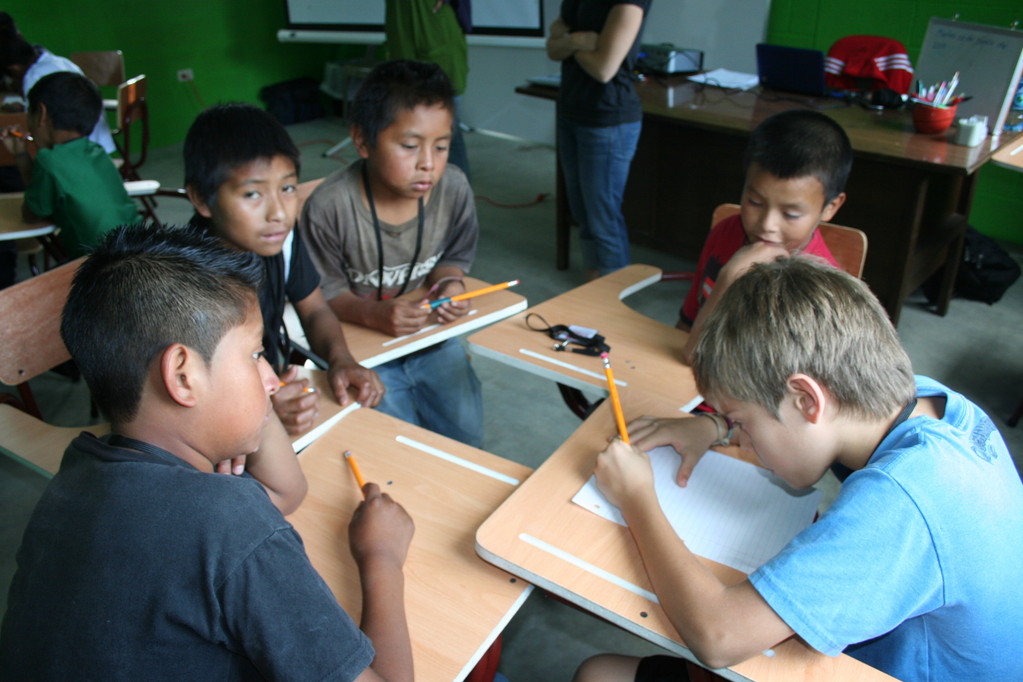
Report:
2,117,1022,680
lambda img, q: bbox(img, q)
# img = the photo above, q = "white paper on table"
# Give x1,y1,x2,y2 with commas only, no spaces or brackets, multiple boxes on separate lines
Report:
688,68,760,91
572,446,820,574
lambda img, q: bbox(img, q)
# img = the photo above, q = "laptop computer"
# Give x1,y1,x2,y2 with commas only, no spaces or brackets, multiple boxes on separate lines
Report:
756,43,828,96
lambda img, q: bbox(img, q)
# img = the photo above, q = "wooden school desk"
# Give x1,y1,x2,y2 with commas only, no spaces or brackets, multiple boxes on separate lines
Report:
467,264,701,412
476,394,895,682
286,276,526,451
288,406,533,681
518,79,1023,325
0,193,62,261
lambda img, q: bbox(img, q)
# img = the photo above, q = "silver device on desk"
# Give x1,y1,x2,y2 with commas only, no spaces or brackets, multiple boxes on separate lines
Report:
638,43,704,75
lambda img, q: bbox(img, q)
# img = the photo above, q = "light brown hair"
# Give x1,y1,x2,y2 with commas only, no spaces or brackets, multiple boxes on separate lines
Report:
692,256,915,419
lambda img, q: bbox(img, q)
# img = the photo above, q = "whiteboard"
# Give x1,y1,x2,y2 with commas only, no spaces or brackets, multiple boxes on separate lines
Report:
284,0,545,37
916,18,1023,134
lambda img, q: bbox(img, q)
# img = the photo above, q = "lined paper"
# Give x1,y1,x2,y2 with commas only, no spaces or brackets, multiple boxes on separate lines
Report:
572,446,820,573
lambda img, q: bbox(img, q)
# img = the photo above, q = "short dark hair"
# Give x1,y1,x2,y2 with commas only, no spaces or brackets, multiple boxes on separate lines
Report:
60,223,264,426
744,110,853,203
183,103,301,208
27,72,101,137
351,59,455,148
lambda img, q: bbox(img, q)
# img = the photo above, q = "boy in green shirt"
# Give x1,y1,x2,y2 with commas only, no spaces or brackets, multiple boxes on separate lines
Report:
0,71,138,258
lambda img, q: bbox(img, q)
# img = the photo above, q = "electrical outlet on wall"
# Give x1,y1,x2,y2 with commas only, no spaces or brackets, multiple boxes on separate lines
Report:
177,68,194,82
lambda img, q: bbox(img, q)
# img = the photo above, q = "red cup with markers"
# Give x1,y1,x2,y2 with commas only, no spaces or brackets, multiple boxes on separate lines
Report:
912,103,957,135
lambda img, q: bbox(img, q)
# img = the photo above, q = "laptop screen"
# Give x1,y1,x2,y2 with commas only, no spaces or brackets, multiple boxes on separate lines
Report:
756,43,828,96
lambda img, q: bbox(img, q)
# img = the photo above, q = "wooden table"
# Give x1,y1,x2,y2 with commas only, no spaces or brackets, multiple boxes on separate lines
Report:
0,193,64,263
287,277,527,451
519,80,1023,325
289,407,533,681
467,264,702,412
476,394,895,682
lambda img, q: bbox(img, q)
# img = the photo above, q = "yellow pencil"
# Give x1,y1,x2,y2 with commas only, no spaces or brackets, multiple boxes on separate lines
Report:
343,450,367,492
424,279,520,309
601,352,629,444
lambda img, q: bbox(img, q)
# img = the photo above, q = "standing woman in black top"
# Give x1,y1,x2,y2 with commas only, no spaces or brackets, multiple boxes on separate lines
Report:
547,0,651,278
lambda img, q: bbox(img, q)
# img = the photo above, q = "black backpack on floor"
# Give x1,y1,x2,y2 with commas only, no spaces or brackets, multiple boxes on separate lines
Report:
956,227,1021,304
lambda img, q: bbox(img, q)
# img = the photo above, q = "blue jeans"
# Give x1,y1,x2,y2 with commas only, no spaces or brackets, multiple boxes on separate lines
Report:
373,338,484,447
558,118,642,274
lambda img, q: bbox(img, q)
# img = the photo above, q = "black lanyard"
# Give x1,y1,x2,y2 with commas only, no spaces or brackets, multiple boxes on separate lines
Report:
362,163,424,301
878,398,919,449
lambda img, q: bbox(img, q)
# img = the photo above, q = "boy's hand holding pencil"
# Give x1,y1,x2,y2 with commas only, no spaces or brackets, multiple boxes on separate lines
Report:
272,365,319,435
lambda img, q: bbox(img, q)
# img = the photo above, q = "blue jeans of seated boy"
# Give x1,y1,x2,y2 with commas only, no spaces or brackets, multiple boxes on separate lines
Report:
373,338,484,447
558,118,642,275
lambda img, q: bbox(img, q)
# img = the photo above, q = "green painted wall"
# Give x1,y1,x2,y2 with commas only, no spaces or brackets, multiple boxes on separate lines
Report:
8,1,1023,241
6,1,362,149
767,0,1023,242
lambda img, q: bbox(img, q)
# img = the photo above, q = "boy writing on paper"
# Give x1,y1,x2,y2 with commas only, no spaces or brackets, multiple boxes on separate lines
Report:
184,104,384,437
575,257,1023,682
0,224,415,681
652,109,852,485
301,59,484,447
0,71,138,258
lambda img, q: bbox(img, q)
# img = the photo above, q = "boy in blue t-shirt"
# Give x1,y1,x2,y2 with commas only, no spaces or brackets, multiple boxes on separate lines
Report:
0,71,138,259
577,257,1023,682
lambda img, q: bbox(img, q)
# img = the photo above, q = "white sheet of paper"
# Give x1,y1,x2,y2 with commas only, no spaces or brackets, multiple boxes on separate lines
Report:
572,446,820,574
688,68,760,91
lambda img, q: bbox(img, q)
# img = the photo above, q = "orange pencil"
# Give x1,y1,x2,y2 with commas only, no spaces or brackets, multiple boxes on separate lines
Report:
7,129,33,142
343,450,366,492
600,352,629,444
279,380,315,394
423,279,520,309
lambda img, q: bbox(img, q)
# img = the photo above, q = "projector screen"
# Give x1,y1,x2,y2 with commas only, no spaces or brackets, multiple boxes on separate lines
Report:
284,0,545,37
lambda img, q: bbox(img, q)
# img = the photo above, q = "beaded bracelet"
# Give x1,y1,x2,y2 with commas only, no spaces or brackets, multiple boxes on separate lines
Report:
697,411,734,447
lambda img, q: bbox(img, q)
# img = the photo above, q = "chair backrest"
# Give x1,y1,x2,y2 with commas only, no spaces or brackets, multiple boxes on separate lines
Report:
710,203,868,279
0,257,83,386
114,74,148,181
69,50,126,88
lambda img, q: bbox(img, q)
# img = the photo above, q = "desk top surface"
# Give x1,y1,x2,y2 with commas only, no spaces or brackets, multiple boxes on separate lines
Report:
341,276,527,369
991,135,1023,172
289,406,533,682
467,264,700,411
1,405,532,680
517,80,1023,176
286,276,526,451
476,394,894,682
0,194,54,240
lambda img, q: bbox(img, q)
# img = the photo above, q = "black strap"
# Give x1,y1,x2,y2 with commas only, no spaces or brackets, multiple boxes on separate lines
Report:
362,162,423,301
878,398,919,447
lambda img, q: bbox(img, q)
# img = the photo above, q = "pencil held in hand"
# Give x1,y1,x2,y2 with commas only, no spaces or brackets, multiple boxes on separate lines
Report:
601,352,629,444
344,450,366,492
424,279,520,309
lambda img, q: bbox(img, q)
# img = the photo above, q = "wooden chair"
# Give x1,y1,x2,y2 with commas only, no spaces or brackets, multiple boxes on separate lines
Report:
698,203,868,278
0,257,109,476
69,50,125,110
112,74,149,182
